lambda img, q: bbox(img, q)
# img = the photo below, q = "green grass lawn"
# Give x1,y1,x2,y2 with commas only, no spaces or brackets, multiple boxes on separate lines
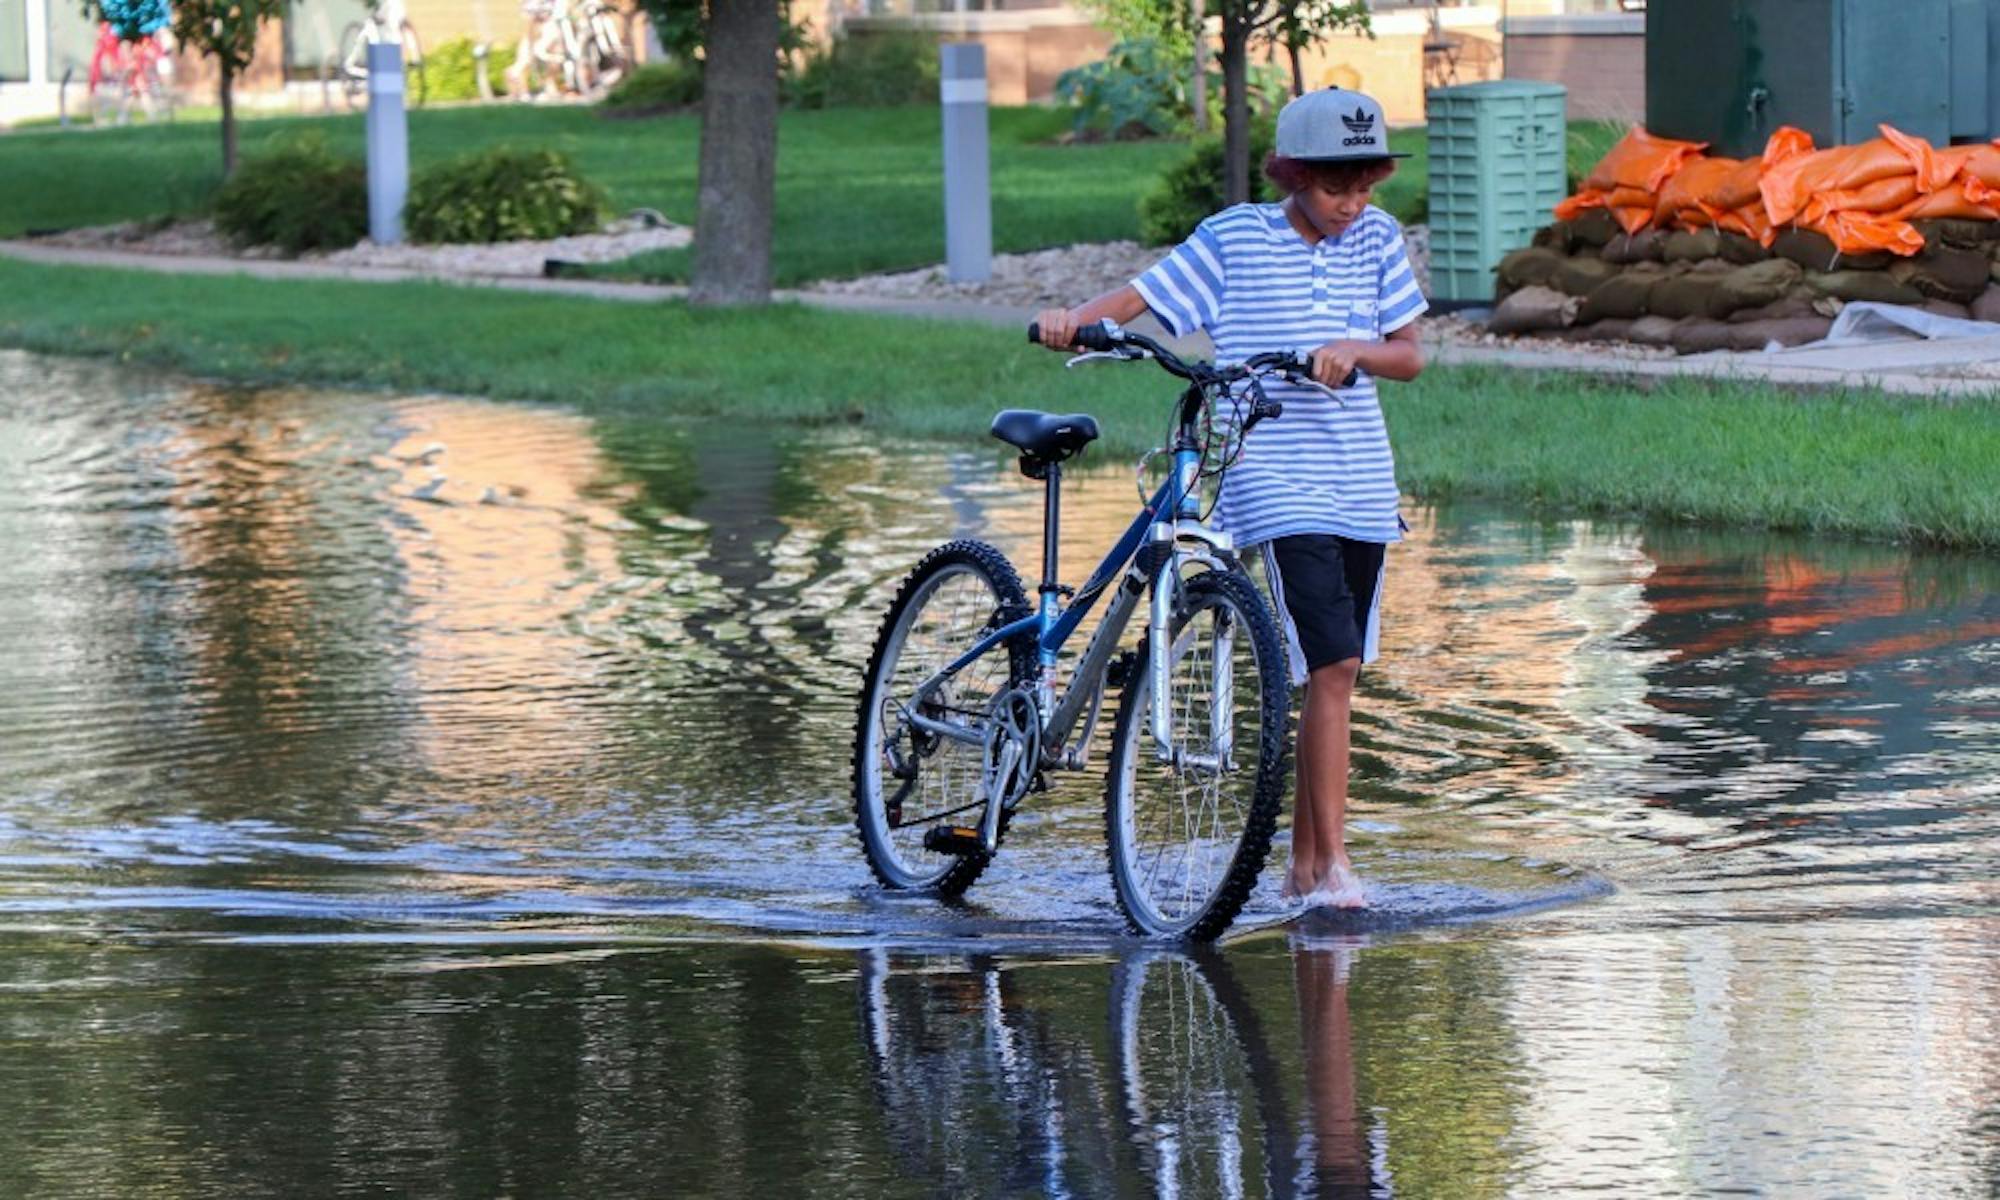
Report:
4,255,1993,548
0,105,1625,284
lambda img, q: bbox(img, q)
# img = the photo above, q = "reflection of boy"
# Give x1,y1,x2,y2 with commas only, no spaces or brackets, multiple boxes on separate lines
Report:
1293,939,1377,1194
1034,87,1426,908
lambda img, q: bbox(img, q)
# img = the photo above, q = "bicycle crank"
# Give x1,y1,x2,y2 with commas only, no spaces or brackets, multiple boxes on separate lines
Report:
922,688,1039,857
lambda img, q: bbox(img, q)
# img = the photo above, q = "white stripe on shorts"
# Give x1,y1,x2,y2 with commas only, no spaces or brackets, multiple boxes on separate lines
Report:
1257,540,1386,689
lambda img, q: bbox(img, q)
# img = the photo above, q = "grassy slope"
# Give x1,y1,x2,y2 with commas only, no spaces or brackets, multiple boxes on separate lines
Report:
1,109,1623,284
4,255,1995,548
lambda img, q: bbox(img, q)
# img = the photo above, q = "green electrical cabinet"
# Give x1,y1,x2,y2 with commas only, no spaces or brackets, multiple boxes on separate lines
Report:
1425,80,1569,306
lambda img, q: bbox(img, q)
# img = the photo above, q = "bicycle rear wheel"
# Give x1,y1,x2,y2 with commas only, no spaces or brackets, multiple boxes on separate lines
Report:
854,540,1033,896
398,20,427,106
337,21,369,110
1104,567,1287,939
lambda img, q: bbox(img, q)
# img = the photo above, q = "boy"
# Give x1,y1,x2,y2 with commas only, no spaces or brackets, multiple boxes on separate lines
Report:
1034,87,1426,908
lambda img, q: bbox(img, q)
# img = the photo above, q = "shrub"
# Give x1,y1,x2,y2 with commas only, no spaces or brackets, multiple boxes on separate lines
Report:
212,133,368,254
424,37,518,103
404,147,607,243
1137,122,1277,246
601,60,702,114
1054,38,1190,139
786,31,938,109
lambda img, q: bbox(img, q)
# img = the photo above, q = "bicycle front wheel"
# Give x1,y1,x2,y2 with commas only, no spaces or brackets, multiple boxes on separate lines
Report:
1104,567,1288,939
853,540,1034,895
337,21,369,109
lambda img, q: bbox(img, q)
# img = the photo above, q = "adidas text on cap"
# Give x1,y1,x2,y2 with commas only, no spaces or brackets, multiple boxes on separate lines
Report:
1274,87,1409,162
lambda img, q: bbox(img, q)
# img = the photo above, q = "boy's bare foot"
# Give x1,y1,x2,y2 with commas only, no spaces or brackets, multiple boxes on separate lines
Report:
1308,862,1368,909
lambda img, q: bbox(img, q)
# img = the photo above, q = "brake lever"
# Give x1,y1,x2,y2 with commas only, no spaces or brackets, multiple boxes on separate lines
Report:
1063,348,1147,369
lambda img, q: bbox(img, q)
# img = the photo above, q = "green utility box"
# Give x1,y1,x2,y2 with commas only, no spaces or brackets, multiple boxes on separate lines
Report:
1425,80,1569,306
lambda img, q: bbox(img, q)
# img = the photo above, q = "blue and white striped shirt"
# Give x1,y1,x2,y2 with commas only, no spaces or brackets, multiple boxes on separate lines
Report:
1131,203,1427,546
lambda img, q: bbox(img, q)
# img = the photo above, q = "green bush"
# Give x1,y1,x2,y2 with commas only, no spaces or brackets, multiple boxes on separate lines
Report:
786,31,938,109
1054,38,1189,139
212,133,368,255
601,60,702,113
404,147,607,243
423,37,518,103
1137,122,1277,246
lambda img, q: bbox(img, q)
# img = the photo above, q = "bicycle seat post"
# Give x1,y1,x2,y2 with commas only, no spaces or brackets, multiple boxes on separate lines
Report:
1038,460,1062,616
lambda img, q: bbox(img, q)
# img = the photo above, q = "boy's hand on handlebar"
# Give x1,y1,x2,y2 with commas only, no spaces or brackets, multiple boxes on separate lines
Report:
1309,340,1364,389
1033,307,1081,352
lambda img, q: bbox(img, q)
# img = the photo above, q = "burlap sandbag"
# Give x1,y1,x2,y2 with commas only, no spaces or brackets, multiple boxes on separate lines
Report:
1726,287,1818,323
1726,316,1833,350
1972,284,2000,323
1661,229,1724,263
1910,217,1996,250
1624,315,1682,347
1552,255,1621,296
1532,222,1576,253
1568,209,1621,248
1716,231,1772,264
1496,246,1567,290
1601,230,1665,265
1556,317,1637,343
1890,244,1990,303
1648,273,1723,319
1707,259,1804,318
1803,270,1924,305
1772,227,1892,273
1578,265,1665,322
1488,285,1581,335
1669,319,1738,354
1687,257,1735,276
1916,298,1972,319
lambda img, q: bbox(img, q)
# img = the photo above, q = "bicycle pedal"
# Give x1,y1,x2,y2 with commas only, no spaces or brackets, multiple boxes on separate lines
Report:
922,825,988,856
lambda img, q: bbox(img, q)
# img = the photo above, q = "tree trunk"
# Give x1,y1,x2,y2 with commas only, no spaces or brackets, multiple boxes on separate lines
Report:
690,0,780,306
1287,40,1303,97
1189,0,1208,134
1220,20,1250,206
219,62,238,177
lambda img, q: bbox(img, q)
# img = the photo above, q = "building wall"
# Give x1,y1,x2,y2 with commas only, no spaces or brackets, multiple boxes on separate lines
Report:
843,8,1111,106
1296,6,1505,125
1501,13,1645,125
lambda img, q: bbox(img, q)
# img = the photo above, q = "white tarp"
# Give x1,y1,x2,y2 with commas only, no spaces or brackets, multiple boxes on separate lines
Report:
1813,301,2000,346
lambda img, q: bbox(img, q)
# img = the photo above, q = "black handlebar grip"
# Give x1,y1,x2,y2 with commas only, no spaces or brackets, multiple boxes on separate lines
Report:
1075,322,1115,352
1027,321,1042,344
1342,368,1359,388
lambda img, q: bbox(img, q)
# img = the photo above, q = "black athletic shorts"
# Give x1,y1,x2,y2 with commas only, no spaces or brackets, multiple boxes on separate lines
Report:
1260,534,1386,681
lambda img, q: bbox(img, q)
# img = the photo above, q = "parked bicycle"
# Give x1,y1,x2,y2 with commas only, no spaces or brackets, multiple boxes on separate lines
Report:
88,20,175,124
510,0,626,100
338,0,426,110
853,319,1332,940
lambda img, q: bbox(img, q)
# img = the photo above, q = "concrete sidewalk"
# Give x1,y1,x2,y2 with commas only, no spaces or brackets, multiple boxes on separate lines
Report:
9,240,1999,397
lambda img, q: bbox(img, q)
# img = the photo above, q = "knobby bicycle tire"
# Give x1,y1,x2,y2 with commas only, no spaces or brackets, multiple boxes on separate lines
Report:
1103,567,1288,940
853,539,1035,897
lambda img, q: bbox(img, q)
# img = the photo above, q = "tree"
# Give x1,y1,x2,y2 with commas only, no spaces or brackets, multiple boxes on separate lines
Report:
687,0,780,305
91,0,283,176
1212,0,1369,204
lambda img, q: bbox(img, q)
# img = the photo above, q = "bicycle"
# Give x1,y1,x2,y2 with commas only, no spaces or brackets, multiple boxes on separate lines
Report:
853,319,1330,940
516,0,627,100
338,0,426,111
88,21,175,125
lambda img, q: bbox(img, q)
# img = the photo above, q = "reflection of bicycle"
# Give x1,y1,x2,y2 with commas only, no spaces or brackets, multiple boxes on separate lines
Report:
339,1,427,110
854,320,1311,939
88,22,175,124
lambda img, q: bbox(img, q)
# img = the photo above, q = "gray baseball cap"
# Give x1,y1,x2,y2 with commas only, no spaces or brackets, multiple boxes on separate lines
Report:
1275,87,1409,162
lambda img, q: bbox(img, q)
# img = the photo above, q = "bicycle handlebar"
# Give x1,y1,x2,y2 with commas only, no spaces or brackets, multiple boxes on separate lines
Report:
1028,320,1357,392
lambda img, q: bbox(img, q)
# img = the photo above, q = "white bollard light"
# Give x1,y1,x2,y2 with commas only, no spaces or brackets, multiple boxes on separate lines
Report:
366,41,409,246
940,43,992,284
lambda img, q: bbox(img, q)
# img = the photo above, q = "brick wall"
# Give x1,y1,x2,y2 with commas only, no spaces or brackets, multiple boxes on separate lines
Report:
1502,16,1645,125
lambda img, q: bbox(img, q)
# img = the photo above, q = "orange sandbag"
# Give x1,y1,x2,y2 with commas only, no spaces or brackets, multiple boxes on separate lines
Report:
1803,209,1925,256
1891,180,2000,222
1799,173,1922,224
1877,124,1952,191
1760,128,1931,225
1654,157,1742,227
1710,157,1769,213
1715,202,1775,245
1929,141,2000,190
1585,127,1710,192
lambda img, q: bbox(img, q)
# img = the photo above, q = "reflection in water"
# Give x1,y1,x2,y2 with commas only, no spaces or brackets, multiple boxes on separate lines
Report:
0,351,1996,1196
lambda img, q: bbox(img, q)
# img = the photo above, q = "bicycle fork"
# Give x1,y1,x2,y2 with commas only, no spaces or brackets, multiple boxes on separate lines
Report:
1147,451,1237,772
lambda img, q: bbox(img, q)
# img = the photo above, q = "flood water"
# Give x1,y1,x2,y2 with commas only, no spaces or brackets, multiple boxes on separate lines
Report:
0,349,1995,1197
